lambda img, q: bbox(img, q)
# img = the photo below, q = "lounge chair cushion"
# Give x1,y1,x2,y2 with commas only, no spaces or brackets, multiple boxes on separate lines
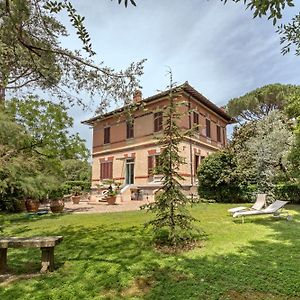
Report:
233,200,289,218
228,194,267,214
228,206,247,213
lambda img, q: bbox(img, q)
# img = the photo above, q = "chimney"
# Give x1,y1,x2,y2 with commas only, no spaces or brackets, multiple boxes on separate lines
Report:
133,90,142,103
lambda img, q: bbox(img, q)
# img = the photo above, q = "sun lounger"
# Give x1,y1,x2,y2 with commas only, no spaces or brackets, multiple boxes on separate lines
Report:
233,200,290,223
228,194,267,214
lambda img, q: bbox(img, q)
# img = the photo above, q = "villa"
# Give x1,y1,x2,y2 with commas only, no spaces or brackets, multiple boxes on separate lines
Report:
82,82,233,202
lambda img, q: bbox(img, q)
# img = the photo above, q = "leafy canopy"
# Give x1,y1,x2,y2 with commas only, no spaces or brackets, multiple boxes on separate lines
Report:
285,94,300,178
0,0,144,111
198,111,294,202
197,151,244,202
227,84,300,122
0,109,57,209
243,111,294,192
6,97,89,160
0,97,90,210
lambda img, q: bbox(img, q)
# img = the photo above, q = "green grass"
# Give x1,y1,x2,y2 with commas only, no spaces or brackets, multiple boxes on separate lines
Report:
0,204,300,300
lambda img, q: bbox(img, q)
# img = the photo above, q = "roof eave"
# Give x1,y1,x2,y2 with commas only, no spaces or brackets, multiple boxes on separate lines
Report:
82,82,235,125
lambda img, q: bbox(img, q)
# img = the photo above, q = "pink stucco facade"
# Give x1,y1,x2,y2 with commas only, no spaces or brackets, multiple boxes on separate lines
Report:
83,83,232,202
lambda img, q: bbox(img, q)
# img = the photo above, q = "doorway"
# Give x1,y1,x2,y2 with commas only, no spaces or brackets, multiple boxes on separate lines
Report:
125,158,134,185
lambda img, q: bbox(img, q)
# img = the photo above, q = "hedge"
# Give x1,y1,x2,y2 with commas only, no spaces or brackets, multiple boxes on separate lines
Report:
273,183,300,204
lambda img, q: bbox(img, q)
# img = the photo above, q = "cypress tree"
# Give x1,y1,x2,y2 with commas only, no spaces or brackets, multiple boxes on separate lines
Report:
143,72,199,248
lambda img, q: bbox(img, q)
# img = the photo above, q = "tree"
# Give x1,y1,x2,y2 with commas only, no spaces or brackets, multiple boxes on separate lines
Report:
62,159,91,182
0,0,144,111
112,0,136,7
197,151,244,202
233,111,294,192
6,97,89,160
227,84,300,123
142,73,198,248
229,121,258,185
285,94,300,178
197,110,294,202
0,110,56,211
0,97,90,211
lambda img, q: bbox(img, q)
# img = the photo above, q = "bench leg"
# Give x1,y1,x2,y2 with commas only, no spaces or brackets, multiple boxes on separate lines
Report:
41,247,54,273
0,248,8,274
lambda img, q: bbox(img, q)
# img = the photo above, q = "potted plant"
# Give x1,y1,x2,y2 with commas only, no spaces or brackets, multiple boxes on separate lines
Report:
106,186,118,205
49,188,65,213
25,196,40,212
71,186,82,204
24,186,41,212
102,180,120,205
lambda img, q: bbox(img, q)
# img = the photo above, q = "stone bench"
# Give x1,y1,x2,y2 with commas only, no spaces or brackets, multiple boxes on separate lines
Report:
0,236,63,274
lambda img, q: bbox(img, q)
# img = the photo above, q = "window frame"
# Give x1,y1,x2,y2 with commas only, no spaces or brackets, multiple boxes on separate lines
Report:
154,111,163,132
217,125,221,143
223,127,226,144
126,120,134,139
206,119,211,138
148,156,154,176
193,111,199,131
104,127,110,144
194,154,200,175
100,161,113,180
147,154,162,176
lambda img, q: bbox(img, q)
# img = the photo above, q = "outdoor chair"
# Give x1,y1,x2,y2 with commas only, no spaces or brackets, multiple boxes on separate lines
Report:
228,193,267,214
233,200,291,223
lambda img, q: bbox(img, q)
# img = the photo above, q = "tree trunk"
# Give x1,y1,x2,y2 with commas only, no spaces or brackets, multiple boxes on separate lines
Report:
0,85,5,106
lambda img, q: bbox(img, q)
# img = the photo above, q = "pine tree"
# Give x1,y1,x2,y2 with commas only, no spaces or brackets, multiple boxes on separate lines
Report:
143,72,199,248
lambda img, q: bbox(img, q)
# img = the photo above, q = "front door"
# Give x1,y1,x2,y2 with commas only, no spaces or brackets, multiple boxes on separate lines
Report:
125,159,134,185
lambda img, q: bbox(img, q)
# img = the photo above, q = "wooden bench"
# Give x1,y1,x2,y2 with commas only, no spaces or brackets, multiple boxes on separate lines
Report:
0,236,63,274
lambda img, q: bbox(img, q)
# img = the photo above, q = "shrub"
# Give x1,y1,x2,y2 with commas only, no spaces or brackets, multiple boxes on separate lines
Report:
62,181,90,194
48,187,65,200
273,182,300,204
197,151,244,203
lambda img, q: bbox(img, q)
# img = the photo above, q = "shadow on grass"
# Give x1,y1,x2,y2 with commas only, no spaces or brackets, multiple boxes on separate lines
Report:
0,208,299,299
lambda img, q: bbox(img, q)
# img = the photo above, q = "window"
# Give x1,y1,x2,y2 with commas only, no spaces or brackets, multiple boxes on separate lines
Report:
193,111,199,131
223,127,226,144
100,161,113,180
126,120,134,139
217,125,221,142
194,154,200,175
148,155,162,176
148,156,154,176
155,155,161,168
154,112,163,132
104,127,110,144
206,119,211,138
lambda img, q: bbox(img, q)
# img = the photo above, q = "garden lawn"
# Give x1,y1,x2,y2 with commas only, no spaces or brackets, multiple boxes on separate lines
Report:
0,203,299,300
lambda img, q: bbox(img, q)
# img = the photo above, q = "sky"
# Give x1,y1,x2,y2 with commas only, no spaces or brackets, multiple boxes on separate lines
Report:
58,0,300,151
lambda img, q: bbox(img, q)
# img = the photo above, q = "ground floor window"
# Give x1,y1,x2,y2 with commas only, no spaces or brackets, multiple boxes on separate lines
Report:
148,156,154,175
148,154,162,176
195,154,200,175
100,161,113,180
